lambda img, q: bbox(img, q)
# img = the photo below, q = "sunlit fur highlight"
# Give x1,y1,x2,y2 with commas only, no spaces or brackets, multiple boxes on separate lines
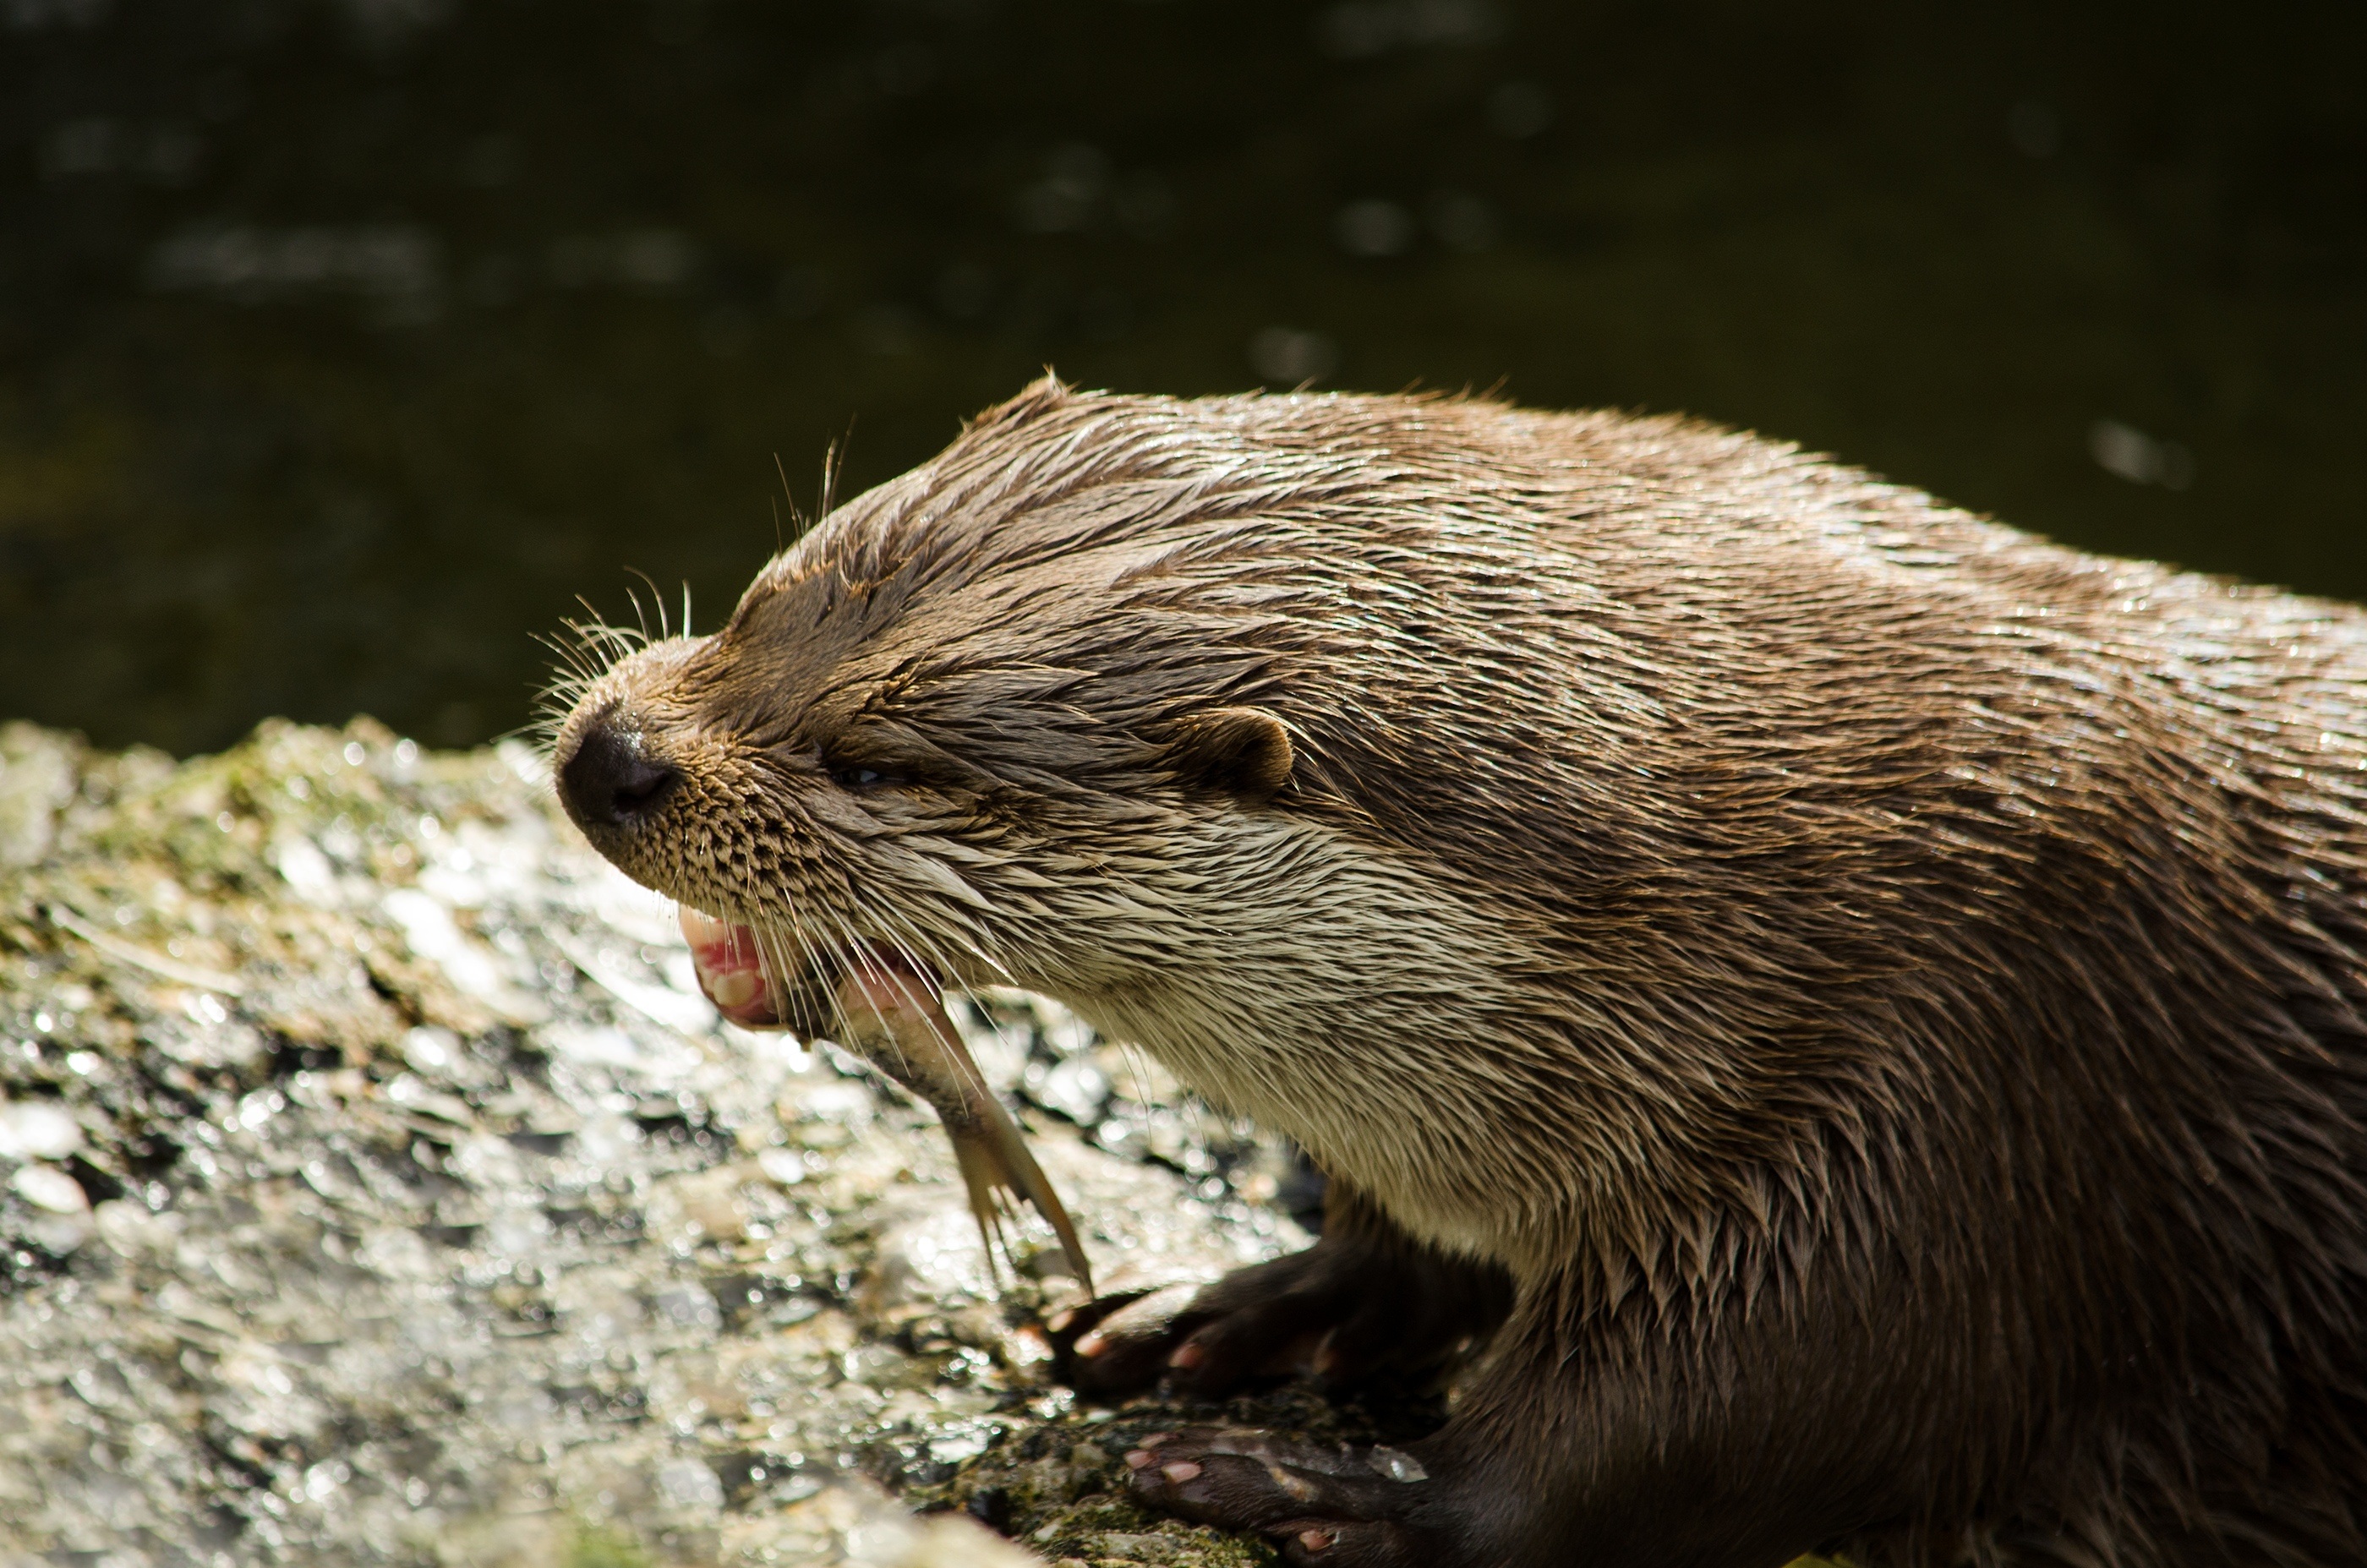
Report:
554,378,2367,1566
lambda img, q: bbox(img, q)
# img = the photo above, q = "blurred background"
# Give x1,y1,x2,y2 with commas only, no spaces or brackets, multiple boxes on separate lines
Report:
2,0,2360,757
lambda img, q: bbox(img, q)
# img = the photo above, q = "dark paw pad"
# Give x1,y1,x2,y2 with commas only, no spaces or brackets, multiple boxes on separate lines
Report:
1123,1427,1433,1566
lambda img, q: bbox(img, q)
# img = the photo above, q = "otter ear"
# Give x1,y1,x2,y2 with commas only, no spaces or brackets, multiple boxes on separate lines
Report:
1169,706,1294,804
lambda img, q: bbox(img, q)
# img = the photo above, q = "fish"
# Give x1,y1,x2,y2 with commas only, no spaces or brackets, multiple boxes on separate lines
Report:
679,906,1093,1293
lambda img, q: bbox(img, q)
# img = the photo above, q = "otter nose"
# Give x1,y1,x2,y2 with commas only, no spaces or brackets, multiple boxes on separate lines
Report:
557,716,681,828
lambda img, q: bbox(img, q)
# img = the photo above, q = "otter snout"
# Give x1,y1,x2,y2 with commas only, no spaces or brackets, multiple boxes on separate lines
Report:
555,704,681,834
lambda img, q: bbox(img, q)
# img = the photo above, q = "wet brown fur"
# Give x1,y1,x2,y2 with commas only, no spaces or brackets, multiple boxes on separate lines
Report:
555,379,2367,1567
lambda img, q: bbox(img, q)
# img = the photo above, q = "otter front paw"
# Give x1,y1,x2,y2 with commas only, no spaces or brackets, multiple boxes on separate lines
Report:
1049,1276,1333,1397
1051,1285,1233,1395
1049,1227,1511,1399
1123,1429,1444,1567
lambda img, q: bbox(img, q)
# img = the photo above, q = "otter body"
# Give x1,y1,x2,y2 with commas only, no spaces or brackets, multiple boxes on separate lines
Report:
554,382,2367,1567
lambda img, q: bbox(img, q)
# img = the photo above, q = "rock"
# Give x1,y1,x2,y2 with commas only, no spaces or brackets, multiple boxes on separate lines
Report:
8,1164,87,1215
0,723,78,869
0,720,1362,1567
0,1099,82,1161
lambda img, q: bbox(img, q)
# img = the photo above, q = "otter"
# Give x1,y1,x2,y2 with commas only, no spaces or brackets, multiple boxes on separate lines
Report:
550,380,2367,1568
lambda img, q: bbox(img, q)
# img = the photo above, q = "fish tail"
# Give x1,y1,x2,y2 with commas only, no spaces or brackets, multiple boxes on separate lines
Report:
953,1106,1094,1294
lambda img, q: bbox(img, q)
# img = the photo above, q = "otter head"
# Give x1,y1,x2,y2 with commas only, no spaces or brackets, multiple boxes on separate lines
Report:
544,380,1780,1267
548,381,1315,1047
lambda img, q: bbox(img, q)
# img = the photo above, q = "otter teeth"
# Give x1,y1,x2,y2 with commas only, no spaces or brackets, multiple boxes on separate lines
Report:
708,970,758,1009
677,906,780,1027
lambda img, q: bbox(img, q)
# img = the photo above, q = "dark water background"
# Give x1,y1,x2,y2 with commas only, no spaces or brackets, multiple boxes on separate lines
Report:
3,0,2361,756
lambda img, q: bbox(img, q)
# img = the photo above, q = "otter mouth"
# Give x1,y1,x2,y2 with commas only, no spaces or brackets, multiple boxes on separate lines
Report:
676,905,798,1030
676,906,938,1037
